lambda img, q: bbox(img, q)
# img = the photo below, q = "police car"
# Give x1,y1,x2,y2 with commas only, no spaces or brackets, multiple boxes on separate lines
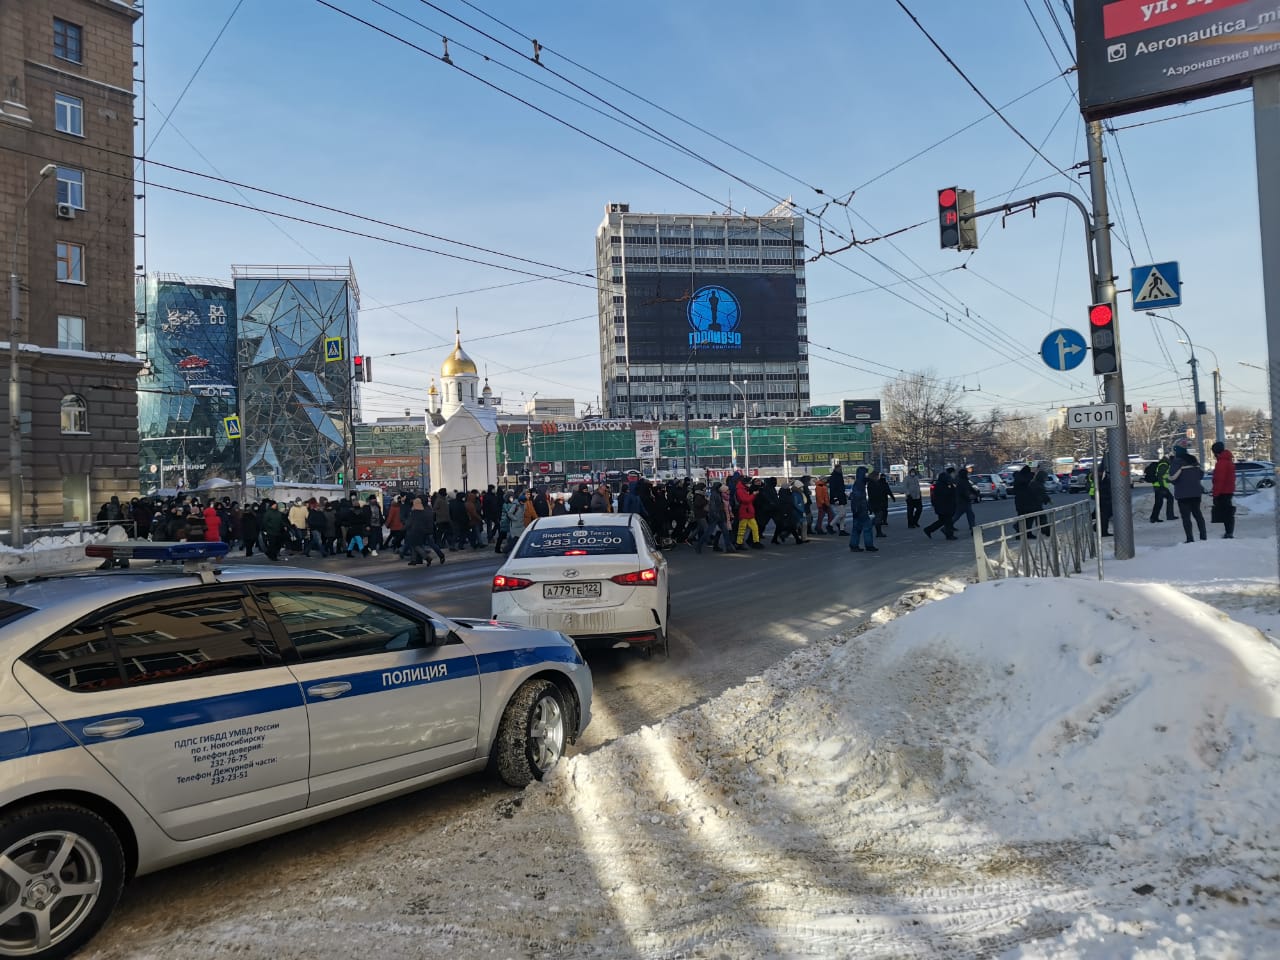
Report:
0,542,591,959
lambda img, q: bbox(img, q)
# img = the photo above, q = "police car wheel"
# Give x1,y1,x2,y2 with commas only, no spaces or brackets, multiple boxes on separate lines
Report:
0,803,125,960
494,679,567,787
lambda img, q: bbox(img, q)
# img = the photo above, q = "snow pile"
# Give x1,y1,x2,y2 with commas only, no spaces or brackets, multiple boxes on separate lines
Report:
0,525,116,573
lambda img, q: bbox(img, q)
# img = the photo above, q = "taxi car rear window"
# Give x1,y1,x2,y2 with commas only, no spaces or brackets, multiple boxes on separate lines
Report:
0,600,34,628
516,525,637,558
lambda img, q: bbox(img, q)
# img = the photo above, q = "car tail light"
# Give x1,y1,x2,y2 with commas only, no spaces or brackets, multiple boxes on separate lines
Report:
565,549,588,556
611,567,658,586
492,574,534,592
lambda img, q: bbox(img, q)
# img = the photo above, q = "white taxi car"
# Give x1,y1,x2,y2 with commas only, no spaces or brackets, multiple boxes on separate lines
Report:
491,513,670,658
0,541,591,960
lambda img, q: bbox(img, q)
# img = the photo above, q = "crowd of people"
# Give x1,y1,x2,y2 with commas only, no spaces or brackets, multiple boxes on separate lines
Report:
98,446,1239,570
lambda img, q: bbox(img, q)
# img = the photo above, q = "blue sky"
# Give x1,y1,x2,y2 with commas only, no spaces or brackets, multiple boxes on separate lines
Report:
137,0,1269,424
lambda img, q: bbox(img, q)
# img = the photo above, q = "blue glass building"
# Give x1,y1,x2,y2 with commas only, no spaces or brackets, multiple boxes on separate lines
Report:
135,275,240,491
233,265,361,484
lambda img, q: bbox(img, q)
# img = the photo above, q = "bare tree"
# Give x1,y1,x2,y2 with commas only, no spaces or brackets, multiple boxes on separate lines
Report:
880,371,967,471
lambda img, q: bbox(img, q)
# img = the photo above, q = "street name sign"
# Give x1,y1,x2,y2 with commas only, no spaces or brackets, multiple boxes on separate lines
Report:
1067,402,1120,431
1040,328,1088,371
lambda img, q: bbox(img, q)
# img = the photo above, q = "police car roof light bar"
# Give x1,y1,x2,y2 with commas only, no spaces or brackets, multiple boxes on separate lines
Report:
85,541,231,562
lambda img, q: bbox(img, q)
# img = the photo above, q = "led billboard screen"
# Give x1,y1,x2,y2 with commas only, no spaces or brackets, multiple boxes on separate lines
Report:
1076,0,1280,120
623,273,800,364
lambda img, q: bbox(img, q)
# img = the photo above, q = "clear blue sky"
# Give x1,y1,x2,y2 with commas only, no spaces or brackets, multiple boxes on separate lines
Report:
138,0,1269,425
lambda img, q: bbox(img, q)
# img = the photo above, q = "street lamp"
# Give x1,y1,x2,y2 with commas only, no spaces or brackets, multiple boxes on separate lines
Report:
1148,312,1205,462
729,379,749,471
1178,339,1224,445
9,162,57,547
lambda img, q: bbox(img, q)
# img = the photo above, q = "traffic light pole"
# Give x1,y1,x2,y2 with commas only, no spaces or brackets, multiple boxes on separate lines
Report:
957,131,1135,560
1087,120,1134,561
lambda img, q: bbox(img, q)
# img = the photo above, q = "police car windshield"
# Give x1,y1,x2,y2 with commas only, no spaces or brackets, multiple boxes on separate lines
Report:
516,526,637,558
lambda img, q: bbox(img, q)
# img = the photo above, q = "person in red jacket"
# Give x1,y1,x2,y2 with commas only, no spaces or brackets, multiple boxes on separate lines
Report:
1210,442,1236,539
202,504,222,542
735,480,763,549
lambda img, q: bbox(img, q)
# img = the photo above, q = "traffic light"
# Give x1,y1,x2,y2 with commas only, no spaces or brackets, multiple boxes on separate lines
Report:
353,355,364,381
1088,302,1118,375
1142,401,1149,414
362,356,372,381
938,187,977,250
337,471,344,484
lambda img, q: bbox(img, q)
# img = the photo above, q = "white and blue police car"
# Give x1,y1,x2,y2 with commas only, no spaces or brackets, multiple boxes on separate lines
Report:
0,541,591,959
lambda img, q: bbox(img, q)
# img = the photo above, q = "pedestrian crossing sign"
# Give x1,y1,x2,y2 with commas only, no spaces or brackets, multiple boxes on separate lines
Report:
1130,261,1181,310
223,415,241,440
324,337,344,362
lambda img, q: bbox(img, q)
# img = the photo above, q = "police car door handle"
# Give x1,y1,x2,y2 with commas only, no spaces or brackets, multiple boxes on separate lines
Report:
307,681,352,700
81,717,145,739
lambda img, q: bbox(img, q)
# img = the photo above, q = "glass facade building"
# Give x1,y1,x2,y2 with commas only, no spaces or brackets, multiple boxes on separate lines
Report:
233,266,361,484
135,275,240,491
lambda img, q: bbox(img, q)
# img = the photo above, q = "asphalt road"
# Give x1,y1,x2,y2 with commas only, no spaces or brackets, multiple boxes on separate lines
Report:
87,494,1091,957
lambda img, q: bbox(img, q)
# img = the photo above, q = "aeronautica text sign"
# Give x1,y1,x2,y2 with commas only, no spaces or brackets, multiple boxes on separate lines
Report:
1075,0,1280,120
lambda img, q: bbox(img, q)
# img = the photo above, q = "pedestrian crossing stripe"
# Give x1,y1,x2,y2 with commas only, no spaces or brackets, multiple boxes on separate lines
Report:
324,337,344,362
1133,265,1178,306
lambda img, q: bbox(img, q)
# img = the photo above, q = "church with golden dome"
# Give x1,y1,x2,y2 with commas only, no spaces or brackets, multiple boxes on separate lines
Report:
425,328,498,492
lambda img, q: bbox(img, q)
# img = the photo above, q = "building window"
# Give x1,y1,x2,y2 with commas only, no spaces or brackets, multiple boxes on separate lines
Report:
54,92,83,135
54,18,83,62
61,394,88,434
56,167,84,209
56,242,84,283
57,315,85,350
62,475,89,522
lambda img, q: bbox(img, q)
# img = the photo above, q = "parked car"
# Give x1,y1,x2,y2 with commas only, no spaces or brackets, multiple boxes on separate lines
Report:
1067,469,1092,493
1202,460,1276,494
0,541,592,960
1042,474,1063,494
492,512,670,658
968,474,1008,501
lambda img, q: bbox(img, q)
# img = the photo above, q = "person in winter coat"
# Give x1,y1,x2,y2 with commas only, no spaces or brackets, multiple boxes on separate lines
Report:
261,501,286,559
690,483,710,554
568,483,591,514
868,470,896,537
1210,442,1236,539
345,497,371,557
828,464,848,535
385,496,405,552
703,481,734,552
532,486,552,520
904,469,924,529
202,505,222,542
813,478,834,534
405,497,444,565
494,492,514,554
1011,465,1040,538
365,495,384,555
432,491,453,550
306,500,326,556
504,492,528,554
465,491,485,546
1168,446,1207,542
952,468,977,533
1088,467,1113,537
735,481,762,549
483,486,501,541
847,466,878,552
923,471,958,540
590,484,613,513
1149,456,1178,523
449,492,471,550
240,504,260,557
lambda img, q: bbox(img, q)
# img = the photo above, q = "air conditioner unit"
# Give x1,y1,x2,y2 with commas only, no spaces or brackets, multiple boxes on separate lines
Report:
56,203,76,220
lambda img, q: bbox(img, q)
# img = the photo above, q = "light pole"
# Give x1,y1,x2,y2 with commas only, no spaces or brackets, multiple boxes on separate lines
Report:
1179,339,1225,445
1149,313,1205,462
729,379,749,472
9,163,57,547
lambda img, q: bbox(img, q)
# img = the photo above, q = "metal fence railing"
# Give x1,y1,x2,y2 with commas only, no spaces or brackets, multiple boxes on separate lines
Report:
973,500,1098,582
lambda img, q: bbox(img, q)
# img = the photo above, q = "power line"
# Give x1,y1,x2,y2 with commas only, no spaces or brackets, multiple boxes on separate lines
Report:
1108,99,1249,131
893,0,1083,193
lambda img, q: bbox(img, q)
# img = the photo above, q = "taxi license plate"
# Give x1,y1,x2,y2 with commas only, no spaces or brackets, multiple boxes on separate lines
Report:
543,582,602,599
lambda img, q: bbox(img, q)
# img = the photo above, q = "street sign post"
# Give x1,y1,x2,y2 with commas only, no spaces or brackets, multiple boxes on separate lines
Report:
1040,328,1088,371
1067,402,1120,431
1131,262,1181,310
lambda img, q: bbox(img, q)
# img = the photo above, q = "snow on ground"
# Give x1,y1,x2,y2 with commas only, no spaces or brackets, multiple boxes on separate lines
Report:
92,498,1280,959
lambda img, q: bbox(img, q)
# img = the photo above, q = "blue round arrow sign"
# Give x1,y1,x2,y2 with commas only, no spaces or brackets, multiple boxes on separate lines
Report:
1040,328,1087,371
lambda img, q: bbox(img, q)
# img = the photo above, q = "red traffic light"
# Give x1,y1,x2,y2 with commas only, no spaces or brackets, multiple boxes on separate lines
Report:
1089,303,1114,327
353,355,363,367
938,188,957,208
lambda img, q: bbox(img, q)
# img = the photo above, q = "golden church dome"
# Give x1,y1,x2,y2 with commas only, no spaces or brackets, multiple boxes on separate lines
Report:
441,331,478,377
428,378,438,396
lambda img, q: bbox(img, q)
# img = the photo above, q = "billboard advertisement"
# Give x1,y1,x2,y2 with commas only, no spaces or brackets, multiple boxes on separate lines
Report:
1076,0,1280,119
623,273,800,364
